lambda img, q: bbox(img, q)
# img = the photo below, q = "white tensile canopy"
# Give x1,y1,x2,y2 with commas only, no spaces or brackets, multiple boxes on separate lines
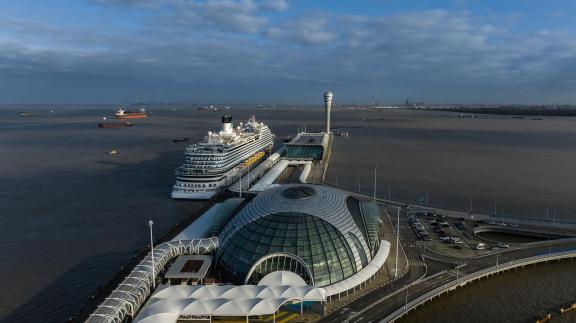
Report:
257,270,308,287
133,271,326,323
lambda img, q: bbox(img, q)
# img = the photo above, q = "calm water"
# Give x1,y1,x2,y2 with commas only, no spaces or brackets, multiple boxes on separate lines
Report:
400,260,576,323
1,106,575,322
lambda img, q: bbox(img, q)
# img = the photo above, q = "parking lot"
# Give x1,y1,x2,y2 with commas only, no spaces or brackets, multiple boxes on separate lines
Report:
407,210,511,258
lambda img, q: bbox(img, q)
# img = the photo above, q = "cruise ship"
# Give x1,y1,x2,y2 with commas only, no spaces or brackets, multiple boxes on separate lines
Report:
171,115,275,199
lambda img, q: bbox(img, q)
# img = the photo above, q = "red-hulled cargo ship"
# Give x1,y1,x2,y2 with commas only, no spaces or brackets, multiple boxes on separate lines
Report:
115,108,147,119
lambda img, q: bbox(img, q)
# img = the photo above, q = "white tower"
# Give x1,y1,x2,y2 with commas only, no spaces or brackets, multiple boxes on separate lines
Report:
324,91,333,134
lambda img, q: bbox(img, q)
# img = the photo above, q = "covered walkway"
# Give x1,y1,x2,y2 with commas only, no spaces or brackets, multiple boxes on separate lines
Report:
133,271,327,323
87,238,219,323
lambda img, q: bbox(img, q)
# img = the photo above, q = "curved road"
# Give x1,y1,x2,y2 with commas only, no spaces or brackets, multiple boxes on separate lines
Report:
317,196,576,323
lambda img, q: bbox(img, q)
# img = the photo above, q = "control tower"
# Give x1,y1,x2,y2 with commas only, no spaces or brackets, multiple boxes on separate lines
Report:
324,91,333,134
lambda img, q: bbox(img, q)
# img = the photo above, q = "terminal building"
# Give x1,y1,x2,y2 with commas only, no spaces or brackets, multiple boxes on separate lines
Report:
88,185,390,323
217,185,382,288
284,132,329,160
87,92,391,323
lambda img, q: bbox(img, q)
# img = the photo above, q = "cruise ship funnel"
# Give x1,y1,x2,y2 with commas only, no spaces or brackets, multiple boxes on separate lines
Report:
222,115,233,134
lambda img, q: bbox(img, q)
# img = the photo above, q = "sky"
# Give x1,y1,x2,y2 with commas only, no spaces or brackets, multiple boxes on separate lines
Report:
1,0,576,104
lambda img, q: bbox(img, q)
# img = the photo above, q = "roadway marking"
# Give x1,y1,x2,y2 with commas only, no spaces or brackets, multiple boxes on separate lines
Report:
408,260,426,267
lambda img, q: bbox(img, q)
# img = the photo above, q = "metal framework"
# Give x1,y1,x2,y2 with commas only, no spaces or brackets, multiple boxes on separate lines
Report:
244,252,315,285
87,237,219,323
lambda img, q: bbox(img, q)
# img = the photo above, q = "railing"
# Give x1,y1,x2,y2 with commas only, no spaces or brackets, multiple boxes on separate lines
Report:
383,250,576,322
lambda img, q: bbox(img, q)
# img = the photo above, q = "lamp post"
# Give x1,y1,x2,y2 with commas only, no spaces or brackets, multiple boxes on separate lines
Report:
149,220,155,289
373,165,377,203
395,207,400,279
239,172,242,198
405,284,409,311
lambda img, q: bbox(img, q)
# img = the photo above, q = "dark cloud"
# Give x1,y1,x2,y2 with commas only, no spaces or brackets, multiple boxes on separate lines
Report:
1,4,576,104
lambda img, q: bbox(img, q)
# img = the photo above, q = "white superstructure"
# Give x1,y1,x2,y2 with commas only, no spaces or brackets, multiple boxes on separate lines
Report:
171,115,275,199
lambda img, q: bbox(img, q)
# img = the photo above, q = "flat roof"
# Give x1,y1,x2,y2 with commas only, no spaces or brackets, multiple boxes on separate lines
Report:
288,132,327,145
164,255,212,279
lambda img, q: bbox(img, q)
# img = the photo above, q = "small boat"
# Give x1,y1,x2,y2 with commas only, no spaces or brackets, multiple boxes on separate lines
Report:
115,108,147,119
108,149,119,155
173,137,191,143
98,122,133,128
20,112,38,117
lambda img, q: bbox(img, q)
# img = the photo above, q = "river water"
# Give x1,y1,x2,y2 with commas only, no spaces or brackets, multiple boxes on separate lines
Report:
400,259,576,323
1,106,575,322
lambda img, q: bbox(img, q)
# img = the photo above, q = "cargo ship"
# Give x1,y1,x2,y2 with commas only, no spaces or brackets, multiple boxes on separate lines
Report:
98,122,133,128
115,108,147,119
171,115,275,199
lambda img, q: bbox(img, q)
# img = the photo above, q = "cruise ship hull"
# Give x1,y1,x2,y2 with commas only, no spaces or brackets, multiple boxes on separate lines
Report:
171,190,216,200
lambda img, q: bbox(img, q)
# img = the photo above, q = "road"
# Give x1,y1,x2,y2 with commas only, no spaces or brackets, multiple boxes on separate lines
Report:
317,201,576,323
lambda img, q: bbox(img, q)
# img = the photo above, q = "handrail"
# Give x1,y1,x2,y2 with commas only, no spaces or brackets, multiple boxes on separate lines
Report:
382,250,576,322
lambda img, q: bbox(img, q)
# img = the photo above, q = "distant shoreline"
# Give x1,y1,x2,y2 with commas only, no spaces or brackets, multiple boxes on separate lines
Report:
414,107,576,117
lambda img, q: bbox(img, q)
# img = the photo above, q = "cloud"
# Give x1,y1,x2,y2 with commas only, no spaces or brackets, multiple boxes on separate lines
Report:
92,0,287,33
261,0,288,11
265,16,336,45
1,4,576,104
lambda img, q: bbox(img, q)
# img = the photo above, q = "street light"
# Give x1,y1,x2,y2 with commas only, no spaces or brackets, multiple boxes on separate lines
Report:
373,165,377,203
149,220,155,289
404,284,409,311
395,207,400,279
239,172,243,198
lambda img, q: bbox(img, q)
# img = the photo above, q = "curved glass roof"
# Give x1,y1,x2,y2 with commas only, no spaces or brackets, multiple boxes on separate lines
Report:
282,186,316,200
218,212,357,287
217,184,382,288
